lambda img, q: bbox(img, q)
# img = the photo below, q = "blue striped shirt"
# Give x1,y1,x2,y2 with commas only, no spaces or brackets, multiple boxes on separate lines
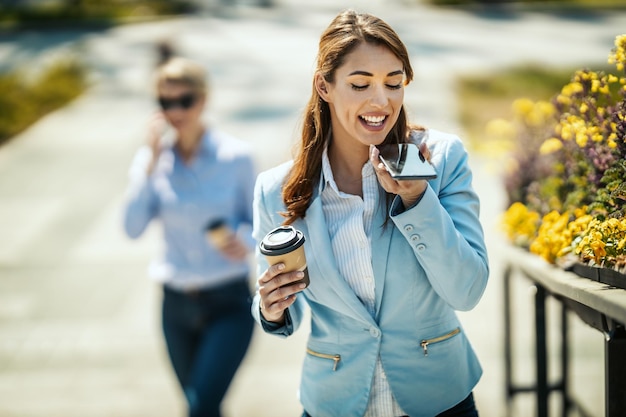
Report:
321,149,406,417
123,128,256,291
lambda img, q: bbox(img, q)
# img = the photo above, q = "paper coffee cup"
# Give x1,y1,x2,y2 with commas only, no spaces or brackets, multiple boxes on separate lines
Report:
259,225,309,287
206,219,233,249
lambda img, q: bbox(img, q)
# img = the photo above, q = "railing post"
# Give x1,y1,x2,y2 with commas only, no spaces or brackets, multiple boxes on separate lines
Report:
560,304,570,417
605,324,626,417
535,284,548,417
503,264,513,413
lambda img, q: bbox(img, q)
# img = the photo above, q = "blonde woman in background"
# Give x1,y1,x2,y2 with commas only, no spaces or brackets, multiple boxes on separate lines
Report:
123,54,255,417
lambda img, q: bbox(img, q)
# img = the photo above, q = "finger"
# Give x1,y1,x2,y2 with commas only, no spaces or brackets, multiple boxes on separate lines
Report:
263,277,306,309
369,144,379,164
419,143,431,162
268,270,307,293
258,263,286,284
259,269,305,299
369,145,392,179
261,293,297,322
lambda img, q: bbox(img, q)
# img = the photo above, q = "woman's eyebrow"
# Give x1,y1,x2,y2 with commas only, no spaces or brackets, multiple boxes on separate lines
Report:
348,70,404,77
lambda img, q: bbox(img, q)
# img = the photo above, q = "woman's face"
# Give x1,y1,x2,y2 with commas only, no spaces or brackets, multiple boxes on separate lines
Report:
157,82,205,132
319,42,405,150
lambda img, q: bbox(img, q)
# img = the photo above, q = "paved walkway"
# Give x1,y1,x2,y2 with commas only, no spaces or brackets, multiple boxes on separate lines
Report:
1,1,625,416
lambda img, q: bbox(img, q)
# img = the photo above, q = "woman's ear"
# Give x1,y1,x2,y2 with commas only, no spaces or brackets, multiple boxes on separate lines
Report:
315,72,330,102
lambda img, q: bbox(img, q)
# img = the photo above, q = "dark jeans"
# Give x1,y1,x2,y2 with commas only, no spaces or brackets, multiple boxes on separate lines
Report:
301,392,478,417
162,279,254,417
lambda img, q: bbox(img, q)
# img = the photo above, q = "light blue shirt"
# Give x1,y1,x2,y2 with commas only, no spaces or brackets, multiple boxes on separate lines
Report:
320,149,406,417
123,128,256,291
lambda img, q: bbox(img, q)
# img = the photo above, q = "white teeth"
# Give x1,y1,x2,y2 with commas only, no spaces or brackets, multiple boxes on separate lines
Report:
361,115,386,126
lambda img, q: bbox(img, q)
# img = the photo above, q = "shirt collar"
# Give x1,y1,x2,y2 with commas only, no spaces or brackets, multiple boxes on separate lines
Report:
320,147,337,194
320,146,376,196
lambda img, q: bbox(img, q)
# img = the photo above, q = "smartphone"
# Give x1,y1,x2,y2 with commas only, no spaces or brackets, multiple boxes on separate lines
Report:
378,143,437,180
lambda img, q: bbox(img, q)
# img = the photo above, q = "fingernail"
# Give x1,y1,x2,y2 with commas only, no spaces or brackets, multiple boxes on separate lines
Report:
299,283,307,289
277,263,285,270
296,271,304,278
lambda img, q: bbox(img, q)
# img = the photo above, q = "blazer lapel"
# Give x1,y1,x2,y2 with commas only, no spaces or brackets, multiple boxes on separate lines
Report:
297,196,375,325
371,197,393,319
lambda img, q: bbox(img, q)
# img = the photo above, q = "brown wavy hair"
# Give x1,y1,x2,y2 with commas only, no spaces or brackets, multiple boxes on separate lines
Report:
281,9,420,224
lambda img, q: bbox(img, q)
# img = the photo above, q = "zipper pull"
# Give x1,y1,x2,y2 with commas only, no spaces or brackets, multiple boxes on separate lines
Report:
332,355,340,371
420,341,429,357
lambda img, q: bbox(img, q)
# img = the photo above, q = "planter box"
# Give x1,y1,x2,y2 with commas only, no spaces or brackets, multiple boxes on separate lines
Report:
567,263,626,291
504,245,626,328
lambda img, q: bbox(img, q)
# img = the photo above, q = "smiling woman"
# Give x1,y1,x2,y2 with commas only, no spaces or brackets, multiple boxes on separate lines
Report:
250,9,489,417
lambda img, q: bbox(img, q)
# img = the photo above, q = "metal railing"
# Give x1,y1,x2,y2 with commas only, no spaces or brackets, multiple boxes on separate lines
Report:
502,246,626,417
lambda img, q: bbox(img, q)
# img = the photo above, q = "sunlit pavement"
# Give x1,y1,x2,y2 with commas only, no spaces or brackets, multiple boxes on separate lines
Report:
1,1,625,416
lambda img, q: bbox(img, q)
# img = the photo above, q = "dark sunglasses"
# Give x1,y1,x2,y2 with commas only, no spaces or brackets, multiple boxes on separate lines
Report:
158,93,197,111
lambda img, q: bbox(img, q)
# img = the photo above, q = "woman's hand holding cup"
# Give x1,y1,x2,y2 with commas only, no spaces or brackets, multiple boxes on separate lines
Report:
258,263,307,324
258,225,309,324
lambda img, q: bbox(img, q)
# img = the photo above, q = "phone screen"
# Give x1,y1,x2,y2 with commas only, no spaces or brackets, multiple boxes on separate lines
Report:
378,143,437,180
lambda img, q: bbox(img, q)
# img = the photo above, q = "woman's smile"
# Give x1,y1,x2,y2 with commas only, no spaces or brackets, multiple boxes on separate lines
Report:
359,114,388,130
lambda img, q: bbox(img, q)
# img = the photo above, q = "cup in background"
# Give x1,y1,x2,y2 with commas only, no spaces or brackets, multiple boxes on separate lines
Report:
259,225,309,287
206,219,233,249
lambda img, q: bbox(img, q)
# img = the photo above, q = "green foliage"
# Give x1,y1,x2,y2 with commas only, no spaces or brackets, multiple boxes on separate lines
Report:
423,0,626,7
0,0,196,26
0,57,88,144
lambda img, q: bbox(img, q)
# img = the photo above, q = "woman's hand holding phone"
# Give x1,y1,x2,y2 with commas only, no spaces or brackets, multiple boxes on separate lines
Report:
370,143,431,208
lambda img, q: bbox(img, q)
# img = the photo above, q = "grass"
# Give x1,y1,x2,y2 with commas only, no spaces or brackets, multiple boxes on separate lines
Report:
425,0,626,8
0,0,197,145
0,0,197,29
0,56,88,145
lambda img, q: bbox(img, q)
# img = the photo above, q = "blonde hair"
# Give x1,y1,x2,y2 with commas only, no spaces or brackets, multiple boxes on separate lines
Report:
155,57,208,96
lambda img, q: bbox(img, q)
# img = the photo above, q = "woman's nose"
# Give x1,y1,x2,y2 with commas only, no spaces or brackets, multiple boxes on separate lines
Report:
369,85,389,108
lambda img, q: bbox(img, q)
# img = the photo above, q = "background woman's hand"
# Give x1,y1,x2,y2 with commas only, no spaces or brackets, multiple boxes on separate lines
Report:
257,263,307,324
370,143,430,208
216,234,249,261
145,112,169,174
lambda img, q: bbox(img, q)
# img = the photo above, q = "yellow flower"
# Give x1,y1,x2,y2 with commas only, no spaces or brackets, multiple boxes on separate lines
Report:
485,118,516,141
501,202,540,247
530,211,572,264
574,217,626,268
575,131,588,148
591,80,600,93
608,34,626,71
512,98,535,118
590,240,607,263
561,82,583,97
539,138,563,154
591,133,603,143
556,94,571,106
599,84,610,95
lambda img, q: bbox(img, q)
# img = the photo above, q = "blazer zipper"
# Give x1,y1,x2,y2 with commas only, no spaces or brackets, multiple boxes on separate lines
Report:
306,348,341,371
420,327,461,357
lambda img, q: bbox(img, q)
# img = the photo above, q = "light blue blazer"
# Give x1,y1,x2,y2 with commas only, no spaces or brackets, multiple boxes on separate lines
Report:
251,129,489,417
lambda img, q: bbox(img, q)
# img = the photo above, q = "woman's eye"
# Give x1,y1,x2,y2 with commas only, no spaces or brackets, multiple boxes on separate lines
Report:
351,84,368,91
387,83,403,90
